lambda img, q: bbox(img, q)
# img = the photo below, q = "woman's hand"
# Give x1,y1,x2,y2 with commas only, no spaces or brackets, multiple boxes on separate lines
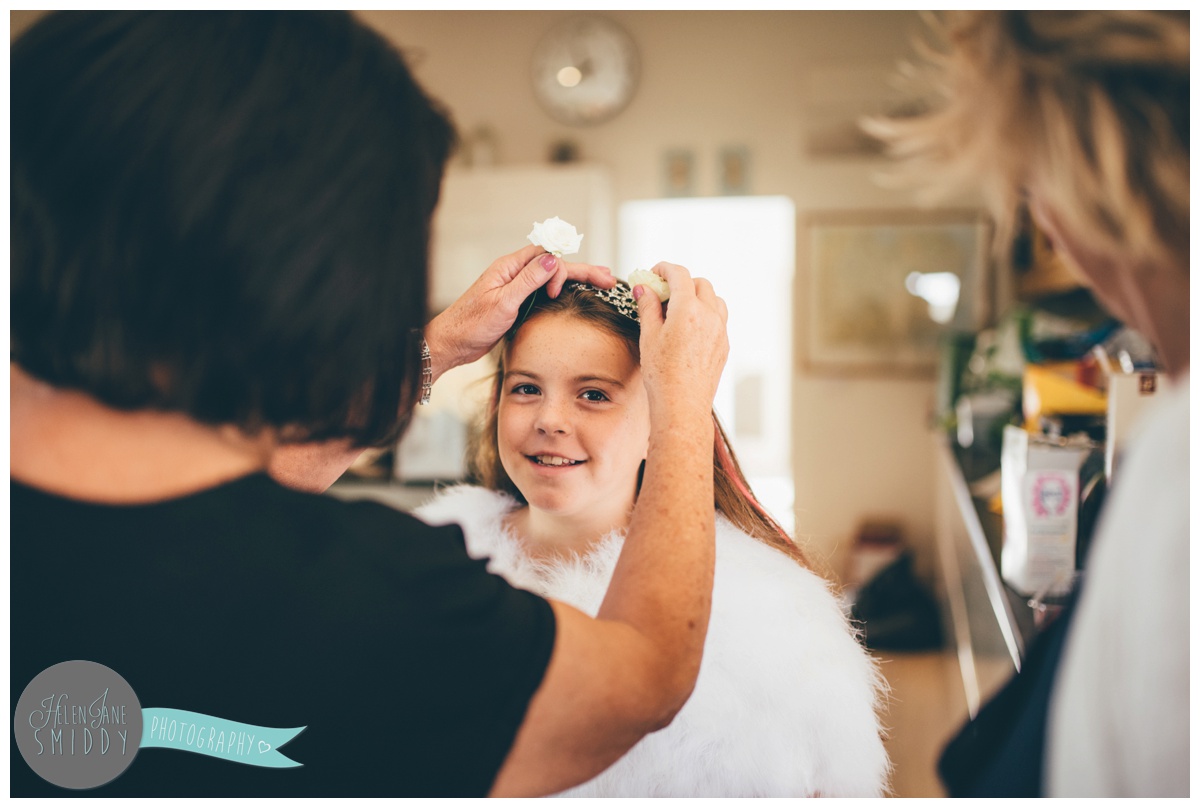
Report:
633,262,730,414
424,244,614,381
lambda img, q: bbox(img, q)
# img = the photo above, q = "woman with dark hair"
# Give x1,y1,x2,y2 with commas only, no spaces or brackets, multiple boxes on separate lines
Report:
417,280,890,796
11,11,729,797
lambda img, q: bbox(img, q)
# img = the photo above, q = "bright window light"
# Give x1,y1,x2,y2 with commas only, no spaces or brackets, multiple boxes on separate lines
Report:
905,271,961,324
619,196,795,533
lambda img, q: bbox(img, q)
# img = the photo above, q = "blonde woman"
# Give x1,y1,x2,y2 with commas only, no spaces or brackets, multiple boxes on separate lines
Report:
417,280,889,797
870,11,1188,797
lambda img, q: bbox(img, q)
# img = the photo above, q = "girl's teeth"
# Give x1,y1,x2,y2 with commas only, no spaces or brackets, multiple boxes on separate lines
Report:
535,455,579,466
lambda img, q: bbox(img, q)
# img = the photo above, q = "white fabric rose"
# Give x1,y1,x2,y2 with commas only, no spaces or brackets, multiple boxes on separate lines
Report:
627,269,671,302
527,216,584,257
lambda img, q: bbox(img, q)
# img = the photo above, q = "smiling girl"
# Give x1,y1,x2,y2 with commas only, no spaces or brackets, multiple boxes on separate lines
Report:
417,280,889,796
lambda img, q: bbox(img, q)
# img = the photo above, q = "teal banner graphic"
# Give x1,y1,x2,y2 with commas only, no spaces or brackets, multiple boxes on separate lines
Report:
141,708,304,768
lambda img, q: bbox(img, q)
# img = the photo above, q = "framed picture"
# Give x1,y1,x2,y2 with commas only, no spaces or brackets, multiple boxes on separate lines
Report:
800,209,992,377
718,145,750,195
662,149,695,197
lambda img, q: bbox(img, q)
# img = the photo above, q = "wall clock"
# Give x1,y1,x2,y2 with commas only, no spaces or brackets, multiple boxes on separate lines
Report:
531,16,640,126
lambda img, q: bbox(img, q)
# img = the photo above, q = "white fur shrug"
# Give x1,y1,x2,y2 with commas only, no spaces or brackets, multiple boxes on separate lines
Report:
416,485,890,797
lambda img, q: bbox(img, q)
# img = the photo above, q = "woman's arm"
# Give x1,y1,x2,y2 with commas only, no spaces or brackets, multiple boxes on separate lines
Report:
489,265,729,796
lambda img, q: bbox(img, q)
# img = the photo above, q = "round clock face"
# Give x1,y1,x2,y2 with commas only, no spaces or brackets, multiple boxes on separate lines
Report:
532,16,640,126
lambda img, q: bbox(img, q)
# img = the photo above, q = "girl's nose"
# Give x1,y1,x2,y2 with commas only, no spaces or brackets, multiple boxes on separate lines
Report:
534,400,571,435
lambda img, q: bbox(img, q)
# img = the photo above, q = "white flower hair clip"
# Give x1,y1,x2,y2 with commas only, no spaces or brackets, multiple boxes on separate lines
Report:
627,269,670,302
527,216,584,257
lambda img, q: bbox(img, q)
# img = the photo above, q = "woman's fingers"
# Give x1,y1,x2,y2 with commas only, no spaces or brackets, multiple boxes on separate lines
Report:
649,264,726,323
635,263,730,408
634,283,665,334
549,260,615,297
503,252,561,308
433,244,617,375
691,278,727,324
528,256,614,298
650,262,694,301
503,243,547,280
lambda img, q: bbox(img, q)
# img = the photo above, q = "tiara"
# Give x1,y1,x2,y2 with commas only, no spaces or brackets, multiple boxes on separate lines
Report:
585,282,639,322
515,281,640,333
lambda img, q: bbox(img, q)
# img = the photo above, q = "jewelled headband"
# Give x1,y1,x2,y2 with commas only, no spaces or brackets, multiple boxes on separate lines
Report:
586,282,640,322
514,281,640,334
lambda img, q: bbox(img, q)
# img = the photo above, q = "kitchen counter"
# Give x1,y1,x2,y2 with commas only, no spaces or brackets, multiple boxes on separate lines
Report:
933,433,1040,718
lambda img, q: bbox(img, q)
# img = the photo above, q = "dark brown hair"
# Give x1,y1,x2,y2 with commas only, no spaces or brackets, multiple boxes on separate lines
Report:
471,281,810,568
12,11,456,447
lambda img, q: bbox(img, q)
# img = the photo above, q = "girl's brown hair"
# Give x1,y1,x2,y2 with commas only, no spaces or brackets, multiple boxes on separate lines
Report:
471,281,810,569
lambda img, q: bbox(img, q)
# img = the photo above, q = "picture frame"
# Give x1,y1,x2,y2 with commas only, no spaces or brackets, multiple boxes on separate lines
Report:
718,145,751,195
662,149,695,197
799,209,992,377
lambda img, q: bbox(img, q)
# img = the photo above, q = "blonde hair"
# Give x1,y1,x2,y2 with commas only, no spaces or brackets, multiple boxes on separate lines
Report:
470,282,811,569
867,11,1189,268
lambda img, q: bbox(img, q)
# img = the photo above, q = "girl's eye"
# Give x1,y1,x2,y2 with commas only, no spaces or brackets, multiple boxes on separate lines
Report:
510,383,540,396
581,389,609,403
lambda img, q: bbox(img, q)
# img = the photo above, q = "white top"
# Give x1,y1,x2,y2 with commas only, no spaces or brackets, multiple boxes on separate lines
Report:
416,486,890,797
1046,372,1190,796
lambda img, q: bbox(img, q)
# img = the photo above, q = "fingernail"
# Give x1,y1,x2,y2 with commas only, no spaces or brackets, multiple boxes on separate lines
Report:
632,285,643,300
539,254,557,272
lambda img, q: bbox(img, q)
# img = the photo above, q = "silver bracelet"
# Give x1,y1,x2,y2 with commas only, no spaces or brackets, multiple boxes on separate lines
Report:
418,338,433,405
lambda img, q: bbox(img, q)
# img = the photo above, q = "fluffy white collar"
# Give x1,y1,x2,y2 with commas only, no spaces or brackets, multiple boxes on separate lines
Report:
417,485,891,797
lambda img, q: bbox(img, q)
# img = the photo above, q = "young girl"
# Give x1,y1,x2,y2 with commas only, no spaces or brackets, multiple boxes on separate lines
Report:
417,281,890,797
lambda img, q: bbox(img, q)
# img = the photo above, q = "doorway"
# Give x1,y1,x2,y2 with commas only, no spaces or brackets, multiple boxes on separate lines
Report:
619,196,796,532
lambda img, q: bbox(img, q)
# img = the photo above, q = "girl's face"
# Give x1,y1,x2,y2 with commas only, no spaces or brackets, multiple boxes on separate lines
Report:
498,311,650,523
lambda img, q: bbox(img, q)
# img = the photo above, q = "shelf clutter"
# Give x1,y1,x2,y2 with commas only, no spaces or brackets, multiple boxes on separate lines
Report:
930,215,1166,716
935,228,1164,653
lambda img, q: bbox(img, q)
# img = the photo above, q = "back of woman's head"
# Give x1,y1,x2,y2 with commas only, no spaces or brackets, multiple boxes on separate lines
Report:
472,281,811,568
11,11,456,446
869,11,1188,268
